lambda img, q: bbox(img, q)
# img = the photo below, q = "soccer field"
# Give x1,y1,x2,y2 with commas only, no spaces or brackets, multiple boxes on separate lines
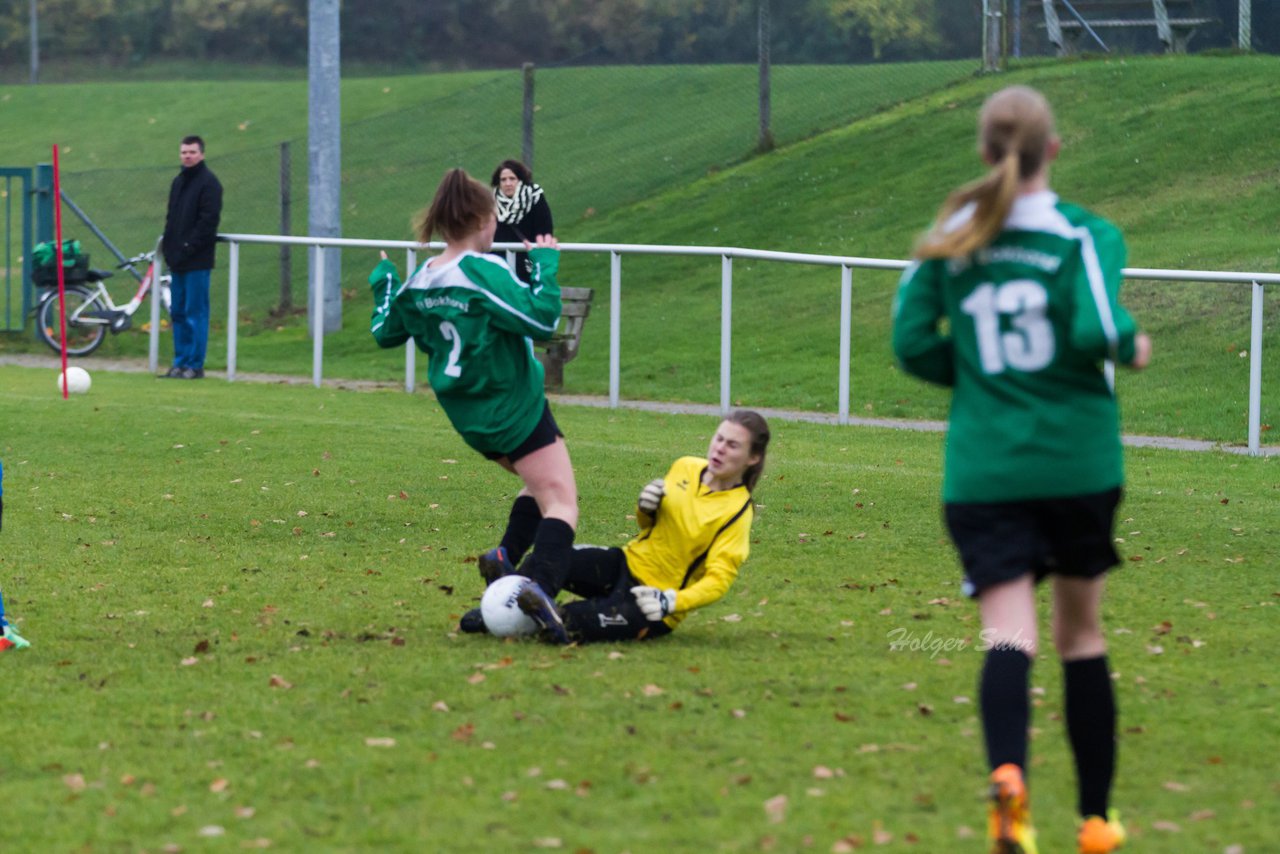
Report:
0,365,1274,852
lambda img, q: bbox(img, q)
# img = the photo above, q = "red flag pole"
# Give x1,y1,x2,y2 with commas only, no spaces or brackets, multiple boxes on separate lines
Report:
52,144,69,398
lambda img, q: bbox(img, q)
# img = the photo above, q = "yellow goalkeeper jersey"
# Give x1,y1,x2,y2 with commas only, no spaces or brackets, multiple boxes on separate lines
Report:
623,456,754,626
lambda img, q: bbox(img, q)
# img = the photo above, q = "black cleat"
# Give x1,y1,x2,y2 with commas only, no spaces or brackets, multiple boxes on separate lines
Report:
516,582,569,644
459,608,488,634
477,546,515,584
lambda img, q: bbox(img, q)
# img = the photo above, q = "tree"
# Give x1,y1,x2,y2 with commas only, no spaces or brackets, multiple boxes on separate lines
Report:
826,0,942,59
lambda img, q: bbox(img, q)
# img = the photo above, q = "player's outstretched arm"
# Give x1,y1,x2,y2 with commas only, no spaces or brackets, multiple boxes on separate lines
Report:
369,251,410,349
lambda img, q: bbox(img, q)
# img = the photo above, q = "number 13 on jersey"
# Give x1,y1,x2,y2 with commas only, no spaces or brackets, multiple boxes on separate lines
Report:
960,280,1055,375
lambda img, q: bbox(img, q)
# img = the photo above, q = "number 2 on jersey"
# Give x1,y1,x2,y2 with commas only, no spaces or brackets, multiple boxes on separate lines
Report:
439,321,464,377
960,280,1054,374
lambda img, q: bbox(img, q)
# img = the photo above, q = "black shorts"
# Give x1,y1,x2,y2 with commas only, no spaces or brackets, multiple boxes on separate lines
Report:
944,487,1122,598
483,402,564,464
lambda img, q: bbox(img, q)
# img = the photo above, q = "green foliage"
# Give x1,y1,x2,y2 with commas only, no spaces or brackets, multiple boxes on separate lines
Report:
0,0,973,71
0,366,1275,851
828,0,942,60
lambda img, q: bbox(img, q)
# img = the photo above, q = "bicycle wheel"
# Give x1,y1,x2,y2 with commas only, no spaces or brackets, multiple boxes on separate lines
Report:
36,285,108,356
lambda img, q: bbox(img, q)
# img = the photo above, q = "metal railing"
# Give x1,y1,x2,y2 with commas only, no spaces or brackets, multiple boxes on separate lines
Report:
184,233,1279,456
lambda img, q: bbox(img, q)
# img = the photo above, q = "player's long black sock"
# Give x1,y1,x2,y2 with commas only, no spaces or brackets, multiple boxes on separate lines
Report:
499,495,542,565
1064,655,1116,818
980,646,1032,772
520,517,575,597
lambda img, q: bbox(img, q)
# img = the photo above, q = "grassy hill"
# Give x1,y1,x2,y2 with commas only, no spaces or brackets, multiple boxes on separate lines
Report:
3,55,1278,445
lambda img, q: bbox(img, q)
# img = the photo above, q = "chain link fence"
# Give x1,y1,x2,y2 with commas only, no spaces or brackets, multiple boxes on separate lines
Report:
55,58,981,320
42,1,1274,323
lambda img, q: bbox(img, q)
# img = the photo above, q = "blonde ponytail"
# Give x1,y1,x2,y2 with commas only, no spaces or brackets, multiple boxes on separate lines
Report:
913,86,1056,261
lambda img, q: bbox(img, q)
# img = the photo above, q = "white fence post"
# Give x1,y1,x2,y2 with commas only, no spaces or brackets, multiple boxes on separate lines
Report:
149,251,164,375
312,245,324,388
1249,280,1264,455
404,248,417,393
721,254,733,415
839,264,852,425
609,250,622,408
227,241,239,381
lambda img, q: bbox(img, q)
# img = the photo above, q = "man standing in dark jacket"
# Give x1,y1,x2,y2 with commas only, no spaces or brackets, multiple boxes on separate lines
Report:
161,135,223,379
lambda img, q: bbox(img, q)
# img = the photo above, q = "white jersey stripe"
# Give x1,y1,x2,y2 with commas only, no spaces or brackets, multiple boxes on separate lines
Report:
405,252,557,334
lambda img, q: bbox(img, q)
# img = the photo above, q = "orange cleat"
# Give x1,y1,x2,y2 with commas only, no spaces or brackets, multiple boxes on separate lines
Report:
987,763,1037,854
1078,809,1126,854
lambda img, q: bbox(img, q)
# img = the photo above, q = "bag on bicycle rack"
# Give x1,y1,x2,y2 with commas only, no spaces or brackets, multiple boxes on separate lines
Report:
32,239,89,288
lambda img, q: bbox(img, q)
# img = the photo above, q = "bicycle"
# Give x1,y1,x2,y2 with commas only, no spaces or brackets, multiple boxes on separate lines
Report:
35,237,172,357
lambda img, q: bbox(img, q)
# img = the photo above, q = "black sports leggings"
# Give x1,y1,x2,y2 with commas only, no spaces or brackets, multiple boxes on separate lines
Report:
559,547,673,644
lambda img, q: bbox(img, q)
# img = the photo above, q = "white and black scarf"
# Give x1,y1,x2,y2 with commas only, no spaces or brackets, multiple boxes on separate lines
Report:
494,182,544,225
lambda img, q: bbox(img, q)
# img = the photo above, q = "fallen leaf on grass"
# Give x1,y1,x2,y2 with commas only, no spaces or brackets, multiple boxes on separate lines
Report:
764,794,788,823
198,825,225,837
832,835,864,852
365,737,396,747
268,675,293,689
642,684,664,697
63,773,87,792
209,778,230,793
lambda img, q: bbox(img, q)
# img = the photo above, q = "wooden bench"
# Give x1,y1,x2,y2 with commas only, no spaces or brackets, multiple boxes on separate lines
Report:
534,286,593,391
1041,0,1213,54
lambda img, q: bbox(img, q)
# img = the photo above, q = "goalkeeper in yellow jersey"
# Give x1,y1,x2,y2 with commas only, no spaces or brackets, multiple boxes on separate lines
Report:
461,410,769,643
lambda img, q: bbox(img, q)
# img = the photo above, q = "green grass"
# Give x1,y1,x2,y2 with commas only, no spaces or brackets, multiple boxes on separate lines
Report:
3,56,1280,450
1,364,1277,852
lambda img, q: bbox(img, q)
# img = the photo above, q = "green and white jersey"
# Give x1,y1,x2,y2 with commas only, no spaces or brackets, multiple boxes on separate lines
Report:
369,247,562,455
892,191,1140,503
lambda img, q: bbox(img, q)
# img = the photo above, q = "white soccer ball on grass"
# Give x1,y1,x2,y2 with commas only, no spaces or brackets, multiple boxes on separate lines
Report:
480,574,538,638
57,366,92,394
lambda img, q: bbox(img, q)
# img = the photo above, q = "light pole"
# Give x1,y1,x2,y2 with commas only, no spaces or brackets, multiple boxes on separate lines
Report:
29,0,39,85
308,0,341,333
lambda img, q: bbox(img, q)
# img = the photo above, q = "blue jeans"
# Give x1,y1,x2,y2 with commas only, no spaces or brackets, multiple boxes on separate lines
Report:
169,268,211,370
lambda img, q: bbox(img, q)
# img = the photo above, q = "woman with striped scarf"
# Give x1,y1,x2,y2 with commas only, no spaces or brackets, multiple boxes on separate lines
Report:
490,159,555,284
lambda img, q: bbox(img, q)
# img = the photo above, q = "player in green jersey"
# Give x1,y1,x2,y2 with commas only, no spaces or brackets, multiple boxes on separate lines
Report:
893,86,1150,854
369,168,576,642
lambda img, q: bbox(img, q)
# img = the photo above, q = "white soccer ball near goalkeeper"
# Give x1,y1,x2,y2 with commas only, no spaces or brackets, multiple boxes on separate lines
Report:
56,366,91,394
480,574,538,637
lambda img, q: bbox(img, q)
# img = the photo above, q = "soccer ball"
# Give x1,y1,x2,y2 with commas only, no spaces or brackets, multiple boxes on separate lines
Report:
479,574,537,638
57,366,91,394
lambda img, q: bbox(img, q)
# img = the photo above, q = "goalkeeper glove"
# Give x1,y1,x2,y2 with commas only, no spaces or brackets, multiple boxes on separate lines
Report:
637,478,665,515
631,586,676,621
